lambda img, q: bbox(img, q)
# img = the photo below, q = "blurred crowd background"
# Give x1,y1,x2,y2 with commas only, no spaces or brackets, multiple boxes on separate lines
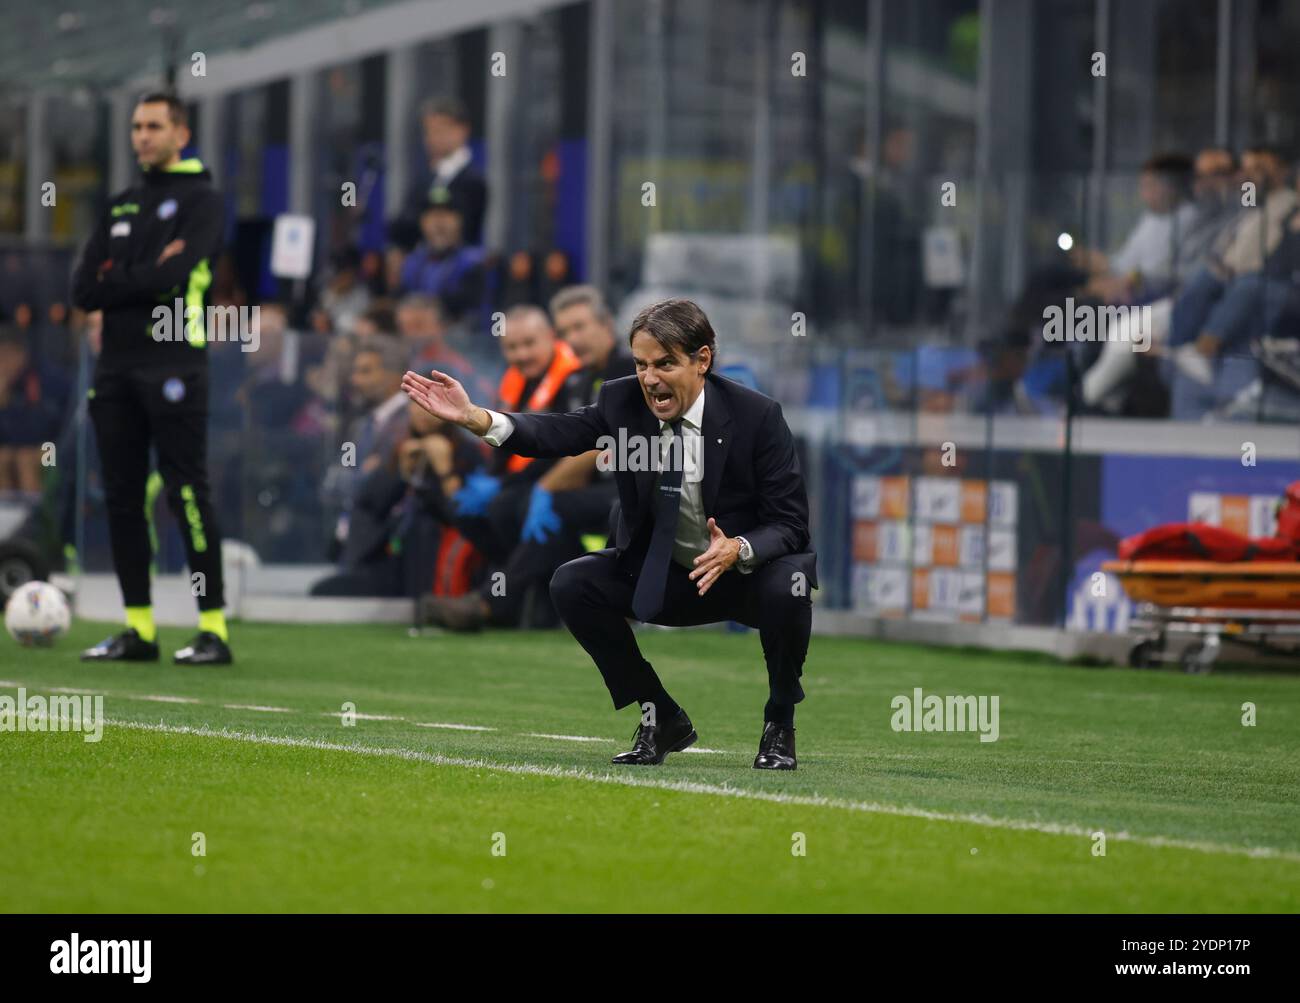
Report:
3,0,1300,632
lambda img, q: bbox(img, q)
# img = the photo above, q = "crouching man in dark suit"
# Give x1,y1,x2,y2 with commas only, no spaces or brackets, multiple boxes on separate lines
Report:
402,298,816,769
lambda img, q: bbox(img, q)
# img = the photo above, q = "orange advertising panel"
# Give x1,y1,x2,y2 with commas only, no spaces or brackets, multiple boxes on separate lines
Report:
852,521,877,562
880,476,910,519
987,572,1015,618
911,568,931,610
960,480,987,523
931,524,960,566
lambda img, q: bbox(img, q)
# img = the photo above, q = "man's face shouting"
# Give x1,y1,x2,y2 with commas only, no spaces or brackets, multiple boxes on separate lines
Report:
631,330,709,423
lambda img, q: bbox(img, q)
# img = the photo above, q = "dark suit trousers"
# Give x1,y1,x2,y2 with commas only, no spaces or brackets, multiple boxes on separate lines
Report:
550,549,812,711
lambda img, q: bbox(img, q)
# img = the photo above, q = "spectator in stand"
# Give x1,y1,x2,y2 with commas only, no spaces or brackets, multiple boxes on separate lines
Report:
1079,152,1201,304
315,247,372,336
391,96,488,251
308,300,399,424
359,248,388,297
323,336,411,557
399,186,487,322
0,324,71,495
235,302,321,430
396,293,492,401
309,399,487,598
415,305,581,626
1171,173,1300,419
350,300,397,339
1081,148,1243,411
418,289,633,631
1167,145,1297,381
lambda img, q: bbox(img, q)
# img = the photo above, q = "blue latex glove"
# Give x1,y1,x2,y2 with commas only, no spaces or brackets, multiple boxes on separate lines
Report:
452,471,501,517
521,485,562,544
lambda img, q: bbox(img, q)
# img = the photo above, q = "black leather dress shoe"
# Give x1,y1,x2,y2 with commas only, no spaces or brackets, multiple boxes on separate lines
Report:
81,629,160,663
173,631,233,666
611,708,697,765
753,722,796,770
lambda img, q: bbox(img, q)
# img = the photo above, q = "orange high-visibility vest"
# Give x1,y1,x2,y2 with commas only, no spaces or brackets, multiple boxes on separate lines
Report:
497,339,582,473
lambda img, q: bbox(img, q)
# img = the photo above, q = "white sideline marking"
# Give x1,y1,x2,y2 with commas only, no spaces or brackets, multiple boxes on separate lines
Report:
102,718,1300,864
321,712,401,721
415,722,495,732
0,681,195,703
224,704,294,713
524,734,731,753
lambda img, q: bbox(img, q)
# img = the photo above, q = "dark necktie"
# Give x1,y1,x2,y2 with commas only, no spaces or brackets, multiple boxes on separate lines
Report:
631,418,685,622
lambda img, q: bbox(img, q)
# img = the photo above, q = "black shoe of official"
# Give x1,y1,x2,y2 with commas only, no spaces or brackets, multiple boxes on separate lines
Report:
611,708,697,765
81,629,160,663
173,631,233,666
753,722,797,770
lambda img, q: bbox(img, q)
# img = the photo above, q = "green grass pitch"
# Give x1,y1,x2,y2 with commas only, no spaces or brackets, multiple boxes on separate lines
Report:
1,618,1297,912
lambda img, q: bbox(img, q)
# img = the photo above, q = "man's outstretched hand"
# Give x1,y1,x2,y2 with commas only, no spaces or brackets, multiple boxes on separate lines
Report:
689,517,741,596
402,370,488,433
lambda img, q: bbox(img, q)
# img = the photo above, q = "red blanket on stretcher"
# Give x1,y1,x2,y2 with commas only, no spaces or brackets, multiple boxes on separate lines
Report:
1118,481,1300,562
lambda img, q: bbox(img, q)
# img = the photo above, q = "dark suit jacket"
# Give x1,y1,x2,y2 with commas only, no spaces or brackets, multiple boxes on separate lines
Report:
501,372,818,588
397,162,489,248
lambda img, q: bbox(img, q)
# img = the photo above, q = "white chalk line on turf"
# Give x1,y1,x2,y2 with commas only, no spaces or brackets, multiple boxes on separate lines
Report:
102,717,1300,864
415,722,495,732
524,733,731,753
320,711,402,721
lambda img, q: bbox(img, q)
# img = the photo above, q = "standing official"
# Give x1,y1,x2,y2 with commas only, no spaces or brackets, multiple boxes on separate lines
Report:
403,299,817,769
71,93,232,665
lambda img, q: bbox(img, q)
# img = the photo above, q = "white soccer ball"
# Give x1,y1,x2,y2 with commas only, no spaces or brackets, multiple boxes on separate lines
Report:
5,581,72,647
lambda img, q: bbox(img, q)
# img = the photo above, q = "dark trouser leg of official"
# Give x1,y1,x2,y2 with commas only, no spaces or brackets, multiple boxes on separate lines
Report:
483,483,616,626
143,369,225,615
88,370,154,610
551,551,811,720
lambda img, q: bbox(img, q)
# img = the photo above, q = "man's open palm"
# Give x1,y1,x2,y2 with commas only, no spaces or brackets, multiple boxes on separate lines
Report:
402,370,473,425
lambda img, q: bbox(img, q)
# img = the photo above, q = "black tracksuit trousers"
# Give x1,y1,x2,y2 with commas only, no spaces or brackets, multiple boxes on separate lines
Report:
88,366,224,611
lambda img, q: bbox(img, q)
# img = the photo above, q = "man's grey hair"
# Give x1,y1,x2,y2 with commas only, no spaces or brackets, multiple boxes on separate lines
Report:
354,334,408,374
505,304,554,335
549,284,612,326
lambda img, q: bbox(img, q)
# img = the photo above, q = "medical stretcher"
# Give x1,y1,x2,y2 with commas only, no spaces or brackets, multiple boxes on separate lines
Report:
1101,559,1300,673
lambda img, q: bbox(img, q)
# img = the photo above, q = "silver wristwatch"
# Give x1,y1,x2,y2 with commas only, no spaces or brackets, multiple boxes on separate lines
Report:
735,535,755,573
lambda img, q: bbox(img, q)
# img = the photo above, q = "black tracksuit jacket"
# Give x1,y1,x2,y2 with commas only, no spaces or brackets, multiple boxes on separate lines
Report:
71,158,224,371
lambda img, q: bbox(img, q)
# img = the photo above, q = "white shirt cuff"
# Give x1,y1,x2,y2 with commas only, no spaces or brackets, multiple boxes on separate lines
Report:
480,409,515,447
